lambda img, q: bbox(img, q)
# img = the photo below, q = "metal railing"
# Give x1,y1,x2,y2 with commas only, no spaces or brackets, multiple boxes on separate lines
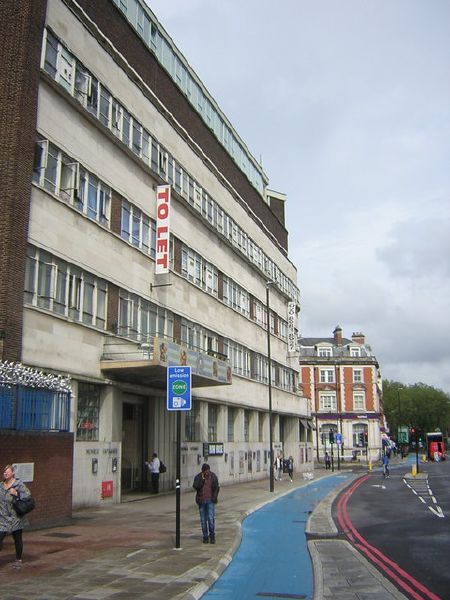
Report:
0,385,71,431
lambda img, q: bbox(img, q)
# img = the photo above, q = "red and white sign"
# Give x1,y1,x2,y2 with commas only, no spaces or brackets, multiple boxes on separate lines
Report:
155,185,171,274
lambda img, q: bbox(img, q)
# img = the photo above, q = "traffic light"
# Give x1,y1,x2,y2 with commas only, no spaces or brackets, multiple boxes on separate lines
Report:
358,432,364,446
364,431,368,446
329,429,334,444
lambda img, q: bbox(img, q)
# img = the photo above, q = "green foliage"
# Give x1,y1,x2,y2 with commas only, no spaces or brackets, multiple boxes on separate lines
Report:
383,380,450,439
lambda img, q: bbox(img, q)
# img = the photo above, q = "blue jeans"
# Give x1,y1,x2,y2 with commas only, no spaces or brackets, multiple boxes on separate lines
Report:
199,501,215,540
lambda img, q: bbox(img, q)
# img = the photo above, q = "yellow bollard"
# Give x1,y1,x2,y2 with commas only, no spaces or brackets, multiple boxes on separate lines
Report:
411,464,417,477
422,454,427,462
368,461,372,472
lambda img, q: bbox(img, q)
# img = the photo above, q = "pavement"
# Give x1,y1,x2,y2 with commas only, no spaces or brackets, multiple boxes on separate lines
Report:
0,463,409,600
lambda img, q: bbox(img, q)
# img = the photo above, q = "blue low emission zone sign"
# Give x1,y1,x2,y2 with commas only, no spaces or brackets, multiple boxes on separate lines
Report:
167,366,191,411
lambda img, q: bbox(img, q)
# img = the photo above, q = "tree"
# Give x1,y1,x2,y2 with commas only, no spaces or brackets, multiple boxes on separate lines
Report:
383,380,450,439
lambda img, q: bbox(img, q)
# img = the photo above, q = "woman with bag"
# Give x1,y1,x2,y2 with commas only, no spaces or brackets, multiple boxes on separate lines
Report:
0,464,32,569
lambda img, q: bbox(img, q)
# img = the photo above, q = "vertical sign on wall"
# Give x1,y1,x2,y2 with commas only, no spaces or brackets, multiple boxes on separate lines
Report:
287,301,297,353
155,185,171,275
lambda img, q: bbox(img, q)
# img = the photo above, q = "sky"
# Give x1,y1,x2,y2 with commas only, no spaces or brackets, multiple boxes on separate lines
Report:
146,1,450,394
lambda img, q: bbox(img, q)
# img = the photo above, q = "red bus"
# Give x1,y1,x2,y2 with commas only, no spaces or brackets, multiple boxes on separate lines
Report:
426,432,446,461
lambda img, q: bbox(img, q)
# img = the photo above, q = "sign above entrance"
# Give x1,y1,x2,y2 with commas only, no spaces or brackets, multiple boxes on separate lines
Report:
167,366,191,411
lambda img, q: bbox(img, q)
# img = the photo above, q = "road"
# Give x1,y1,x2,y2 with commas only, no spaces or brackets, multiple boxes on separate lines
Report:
335,456,450,600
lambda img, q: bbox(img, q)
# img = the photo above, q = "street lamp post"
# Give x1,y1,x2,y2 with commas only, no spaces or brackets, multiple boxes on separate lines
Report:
266,281,275,493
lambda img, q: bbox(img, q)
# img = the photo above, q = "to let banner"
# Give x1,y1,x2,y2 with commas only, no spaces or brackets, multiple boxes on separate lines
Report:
155,185,171,274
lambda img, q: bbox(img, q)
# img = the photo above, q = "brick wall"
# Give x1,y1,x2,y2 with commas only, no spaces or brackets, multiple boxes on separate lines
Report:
0,0,47,361
0,431,74,528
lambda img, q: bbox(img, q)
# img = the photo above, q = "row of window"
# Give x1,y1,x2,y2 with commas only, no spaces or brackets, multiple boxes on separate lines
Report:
25,246,297,392
319,368,364,384
41,28,300,306
319,423,368,449
24,246,107,328
317,346,361,357
111,0,266,195
319,393,366,411
33,136,289,342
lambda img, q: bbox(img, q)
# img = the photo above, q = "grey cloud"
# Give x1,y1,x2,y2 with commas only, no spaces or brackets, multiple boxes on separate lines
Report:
377,217,450,278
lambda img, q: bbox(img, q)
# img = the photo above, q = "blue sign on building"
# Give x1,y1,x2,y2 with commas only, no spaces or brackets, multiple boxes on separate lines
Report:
167,366,191,411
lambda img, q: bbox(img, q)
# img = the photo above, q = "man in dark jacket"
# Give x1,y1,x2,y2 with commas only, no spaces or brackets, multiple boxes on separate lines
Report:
192,463,219,543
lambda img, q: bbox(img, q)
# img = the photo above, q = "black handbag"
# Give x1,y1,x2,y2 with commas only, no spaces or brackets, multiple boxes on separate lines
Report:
12,495,36,517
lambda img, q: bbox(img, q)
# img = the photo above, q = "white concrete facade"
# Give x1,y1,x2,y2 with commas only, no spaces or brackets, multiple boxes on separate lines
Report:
21,0,312,508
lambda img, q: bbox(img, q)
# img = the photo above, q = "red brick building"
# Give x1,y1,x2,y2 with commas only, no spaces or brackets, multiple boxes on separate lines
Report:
299,326,384,463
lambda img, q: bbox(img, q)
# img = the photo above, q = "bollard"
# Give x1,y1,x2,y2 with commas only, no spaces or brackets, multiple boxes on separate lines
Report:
368,461,372,472
422,454,427,462
411,464,417,477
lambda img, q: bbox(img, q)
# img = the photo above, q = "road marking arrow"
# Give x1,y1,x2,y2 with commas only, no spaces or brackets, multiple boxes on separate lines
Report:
371,484,386,489
428,505,444,518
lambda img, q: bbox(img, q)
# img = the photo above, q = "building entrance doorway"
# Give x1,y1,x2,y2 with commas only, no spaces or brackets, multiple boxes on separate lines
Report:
121,399,146,494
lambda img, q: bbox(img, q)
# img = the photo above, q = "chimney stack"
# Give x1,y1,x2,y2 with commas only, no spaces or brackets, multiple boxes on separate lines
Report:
352,332,365,345
333,325,342,345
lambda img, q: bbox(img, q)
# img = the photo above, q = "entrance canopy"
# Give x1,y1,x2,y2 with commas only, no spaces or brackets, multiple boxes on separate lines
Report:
100,336,231,389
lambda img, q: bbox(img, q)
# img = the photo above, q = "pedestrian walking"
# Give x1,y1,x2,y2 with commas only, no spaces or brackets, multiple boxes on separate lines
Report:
274,453,283,480
193,464,220,544
324,452,331,470
145,453,161,494
382,453,390,478
0,464,32,569
287,456,294,482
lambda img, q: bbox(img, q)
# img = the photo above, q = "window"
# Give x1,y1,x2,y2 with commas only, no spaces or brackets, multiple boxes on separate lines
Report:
227,407,236,442
74,64,92,106
185,400,200,442
76,383,101,441
43,29,58,78
319,369,335,384
353,393,365,411
252,354,268,384
353,369,362,383
208,404,218,442
350,346,361,357
353,424,367,447
99,85,112,127
318,347,332,357
320,424,337,445
319,394,336,411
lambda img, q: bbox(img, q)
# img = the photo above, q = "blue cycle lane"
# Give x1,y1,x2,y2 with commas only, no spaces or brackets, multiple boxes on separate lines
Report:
203,473,352,600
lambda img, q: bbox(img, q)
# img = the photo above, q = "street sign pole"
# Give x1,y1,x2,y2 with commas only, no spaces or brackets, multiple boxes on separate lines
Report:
167,366,191,550
175,410,181,549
